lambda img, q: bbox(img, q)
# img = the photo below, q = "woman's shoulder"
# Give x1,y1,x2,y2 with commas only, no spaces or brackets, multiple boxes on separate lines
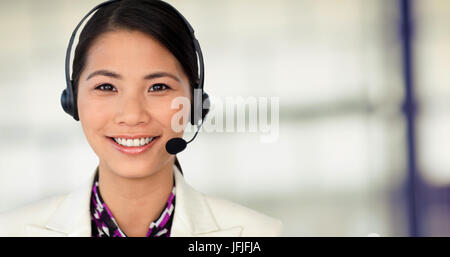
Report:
0,194,68,236
201,193,283,236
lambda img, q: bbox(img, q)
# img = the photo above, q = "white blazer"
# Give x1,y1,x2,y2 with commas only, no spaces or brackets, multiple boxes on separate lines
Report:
0,165,283,237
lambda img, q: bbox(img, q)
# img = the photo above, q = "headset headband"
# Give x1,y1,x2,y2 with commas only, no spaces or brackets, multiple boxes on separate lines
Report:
62,0,206,123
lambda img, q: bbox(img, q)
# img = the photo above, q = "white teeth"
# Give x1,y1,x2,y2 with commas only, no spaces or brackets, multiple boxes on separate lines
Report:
113,137,155,147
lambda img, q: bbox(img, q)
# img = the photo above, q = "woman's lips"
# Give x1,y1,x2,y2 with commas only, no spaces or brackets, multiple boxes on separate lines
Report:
106,136,160,155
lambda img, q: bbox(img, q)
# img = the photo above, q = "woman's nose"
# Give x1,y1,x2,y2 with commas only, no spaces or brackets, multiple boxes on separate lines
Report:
113,95,151,126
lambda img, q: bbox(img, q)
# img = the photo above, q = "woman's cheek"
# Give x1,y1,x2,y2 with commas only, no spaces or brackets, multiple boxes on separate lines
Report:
162,101,189,136
80,97,109,124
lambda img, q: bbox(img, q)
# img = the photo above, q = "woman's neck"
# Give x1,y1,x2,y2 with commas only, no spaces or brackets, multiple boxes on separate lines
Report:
97,161,174,237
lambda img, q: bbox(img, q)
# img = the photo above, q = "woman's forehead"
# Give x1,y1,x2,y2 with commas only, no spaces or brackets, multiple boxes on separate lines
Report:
84,30,183,77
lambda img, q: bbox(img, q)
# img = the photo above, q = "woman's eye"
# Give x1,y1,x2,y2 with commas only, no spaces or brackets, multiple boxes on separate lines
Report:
95,83,117,92
149,83,170,92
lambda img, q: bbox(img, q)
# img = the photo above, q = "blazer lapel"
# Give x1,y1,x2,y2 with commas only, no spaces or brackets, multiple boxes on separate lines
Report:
26,167,97,237
170,165,243,237
25,224,68,237
27,164,243,237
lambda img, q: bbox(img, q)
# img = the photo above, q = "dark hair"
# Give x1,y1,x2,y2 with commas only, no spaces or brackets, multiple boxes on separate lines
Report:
71,0,198,98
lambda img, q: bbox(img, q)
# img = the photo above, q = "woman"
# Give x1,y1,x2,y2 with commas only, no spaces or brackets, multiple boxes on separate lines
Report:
0,0,282,237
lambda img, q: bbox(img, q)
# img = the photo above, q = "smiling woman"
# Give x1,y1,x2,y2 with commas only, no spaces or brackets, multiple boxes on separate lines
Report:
0,0,282,237
77,29,190,181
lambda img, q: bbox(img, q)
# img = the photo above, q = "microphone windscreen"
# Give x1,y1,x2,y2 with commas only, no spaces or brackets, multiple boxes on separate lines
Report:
165,137,187,155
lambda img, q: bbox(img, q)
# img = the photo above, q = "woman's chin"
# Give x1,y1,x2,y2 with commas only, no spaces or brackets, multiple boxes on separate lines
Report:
106,160,163,179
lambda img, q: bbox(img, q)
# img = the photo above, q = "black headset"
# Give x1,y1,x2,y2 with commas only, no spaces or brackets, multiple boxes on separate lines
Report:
61,0,210,127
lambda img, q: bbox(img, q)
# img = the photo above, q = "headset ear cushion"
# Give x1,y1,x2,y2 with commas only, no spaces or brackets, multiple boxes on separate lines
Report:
189,91,210,125
202,92,210,120
73,106,79,121
189,101,197,126
61,89,71,115
72,93,79,121
61,86,80,121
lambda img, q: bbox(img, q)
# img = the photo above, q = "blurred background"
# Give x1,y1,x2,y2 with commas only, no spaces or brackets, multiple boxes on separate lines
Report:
0,0,449,236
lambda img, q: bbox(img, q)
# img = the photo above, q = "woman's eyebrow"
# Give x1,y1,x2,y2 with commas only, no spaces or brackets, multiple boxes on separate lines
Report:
85,69,181,82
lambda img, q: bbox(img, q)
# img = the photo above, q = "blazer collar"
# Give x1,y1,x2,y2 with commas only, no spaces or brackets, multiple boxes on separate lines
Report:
170,165,242,236
27,164,242,237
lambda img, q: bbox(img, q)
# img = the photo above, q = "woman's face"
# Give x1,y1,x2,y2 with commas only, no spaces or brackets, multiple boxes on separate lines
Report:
77,29,191,179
